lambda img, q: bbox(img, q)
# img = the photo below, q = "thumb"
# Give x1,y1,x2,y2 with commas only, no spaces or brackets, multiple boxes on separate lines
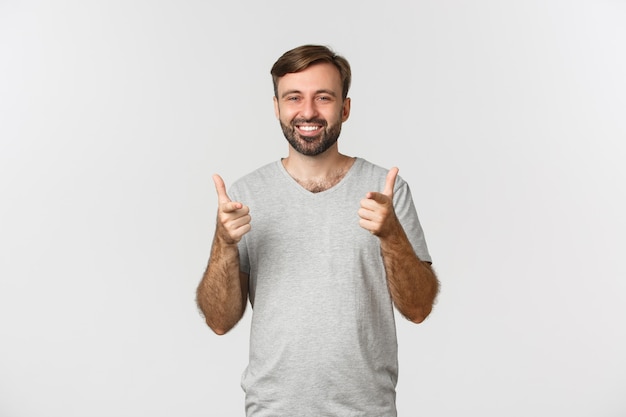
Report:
212,174,232,204
383,167,399,197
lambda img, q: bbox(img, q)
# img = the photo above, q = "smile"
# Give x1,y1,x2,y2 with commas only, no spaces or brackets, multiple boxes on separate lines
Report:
298,125,321,132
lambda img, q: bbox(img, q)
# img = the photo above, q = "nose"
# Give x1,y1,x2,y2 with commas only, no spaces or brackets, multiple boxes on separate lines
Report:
299,98,318,120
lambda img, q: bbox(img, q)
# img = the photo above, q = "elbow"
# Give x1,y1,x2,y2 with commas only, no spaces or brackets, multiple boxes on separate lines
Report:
406,305,433,324
206,319,234,336
197,300,242,335
408,272,439,324
211,326,229,336
196,305,230,335
403,284,439,324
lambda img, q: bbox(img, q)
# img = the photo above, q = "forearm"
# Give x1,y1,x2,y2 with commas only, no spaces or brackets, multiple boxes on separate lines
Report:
380,223,439,323
196,233,247,335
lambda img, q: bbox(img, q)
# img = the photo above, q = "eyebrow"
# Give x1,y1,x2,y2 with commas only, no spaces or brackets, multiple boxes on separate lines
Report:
280,89,338,99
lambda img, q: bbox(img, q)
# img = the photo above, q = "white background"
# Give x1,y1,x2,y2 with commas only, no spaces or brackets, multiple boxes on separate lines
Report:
1,1,625,416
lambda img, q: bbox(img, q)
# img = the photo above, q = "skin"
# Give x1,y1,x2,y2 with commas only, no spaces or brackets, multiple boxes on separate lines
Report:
196,63,439,334
196,174,250,335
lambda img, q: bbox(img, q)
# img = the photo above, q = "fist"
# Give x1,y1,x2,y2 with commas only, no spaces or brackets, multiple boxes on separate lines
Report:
213,174,251,244
358,167,400,237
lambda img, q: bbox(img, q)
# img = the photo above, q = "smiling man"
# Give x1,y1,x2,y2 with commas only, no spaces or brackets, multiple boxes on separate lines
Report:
275,61,349,158
196,45,439,416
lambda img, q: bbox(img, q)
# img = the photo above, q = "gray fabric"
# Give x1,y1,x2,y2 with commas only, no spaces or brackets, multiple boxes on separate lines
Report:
229,158,431,417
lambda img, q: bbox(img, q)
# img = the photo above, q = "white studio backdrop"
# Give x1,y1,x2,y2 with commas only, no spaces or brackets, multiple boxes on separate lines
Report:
1,1,625,416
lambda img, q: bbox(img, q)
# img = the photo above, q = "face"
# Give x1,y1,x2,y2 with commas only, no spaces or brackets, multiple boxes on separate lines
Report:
274,63,351,156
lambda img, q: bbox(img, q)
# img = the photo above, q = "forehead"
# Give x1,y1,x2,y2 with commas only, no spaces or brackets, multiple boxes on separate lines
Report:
276,62,342,95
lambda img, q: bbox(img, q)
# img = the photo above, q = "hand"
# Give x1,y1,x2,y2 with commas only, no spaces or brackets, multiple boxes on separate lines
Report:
213,174,251,245
358,167,400,237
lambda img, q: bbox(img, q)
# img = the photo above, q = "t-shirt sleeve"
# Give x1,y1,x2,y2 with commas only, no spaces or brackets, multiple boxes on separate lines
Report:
393,177,432,263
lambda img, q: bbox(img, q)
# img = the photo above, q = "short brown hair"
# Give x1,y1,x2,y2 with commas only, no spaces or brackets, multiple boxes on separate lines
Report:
271,45,352,99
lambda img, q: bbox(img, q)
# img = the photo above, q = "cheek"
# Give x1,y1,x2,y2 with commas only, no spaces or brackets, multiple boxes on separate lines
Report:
332,108,346,124
278,108,297,121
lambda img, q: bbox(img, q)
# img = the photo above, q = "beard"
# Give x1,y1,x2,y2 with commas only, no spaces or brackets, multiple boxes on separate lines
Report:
280,117,343,156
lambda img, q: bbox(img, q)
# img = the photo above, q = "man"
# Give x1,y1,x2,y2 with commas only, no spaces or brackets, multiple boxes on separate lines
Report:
196,44,439,416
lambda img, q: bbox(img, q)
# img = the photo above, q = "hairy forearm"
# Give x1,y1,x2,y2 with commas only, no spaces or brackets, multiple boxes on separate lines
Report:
196,234,246,335
380,223,439,323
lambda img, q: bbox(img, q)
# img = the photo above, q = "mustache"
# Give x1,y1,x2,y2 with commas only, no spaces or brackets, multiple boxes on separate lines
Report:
292,118,327,127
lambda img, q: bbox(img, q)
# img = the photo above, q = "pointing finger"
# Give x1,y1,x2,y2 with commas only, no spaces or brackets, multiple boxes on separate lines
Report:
383,167,399,197
365,191,388,204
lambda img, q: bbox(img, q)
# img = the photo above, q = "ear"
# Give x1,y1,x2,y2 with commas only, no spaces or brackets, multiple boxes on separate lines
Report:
273,96,280,120
341,97,351,122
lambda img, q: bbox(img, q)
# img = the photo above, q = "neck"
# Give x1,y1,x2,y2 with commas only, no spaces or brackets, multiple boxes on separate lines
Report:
282,146,355,193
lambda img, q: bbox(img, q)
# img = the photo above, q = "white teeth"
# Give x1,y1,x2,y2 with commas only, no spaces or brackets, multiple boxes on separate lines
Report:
299,126,320,131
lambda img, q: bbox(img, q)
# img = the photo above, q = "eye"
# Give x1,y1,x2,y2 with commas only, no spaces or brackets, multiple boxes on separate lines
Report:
286,96,300,102
317,96,332,102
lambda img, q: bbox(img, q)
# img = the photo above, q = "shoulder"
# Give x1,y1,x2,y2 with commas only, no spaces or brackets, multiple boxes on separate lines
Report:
232,160,280,185
229,160,284,198
353,158,409,190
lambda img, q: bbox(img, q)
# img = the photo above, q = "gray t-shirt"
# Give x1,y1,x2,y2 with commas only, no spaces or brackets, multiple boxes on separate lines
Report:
229,158,431,417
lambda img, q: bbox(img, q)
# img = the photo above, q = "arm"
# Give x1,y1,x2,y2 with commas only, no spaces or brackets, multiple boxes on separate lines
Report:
358,167,439,323
378,222,439,323
196,174,251,335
